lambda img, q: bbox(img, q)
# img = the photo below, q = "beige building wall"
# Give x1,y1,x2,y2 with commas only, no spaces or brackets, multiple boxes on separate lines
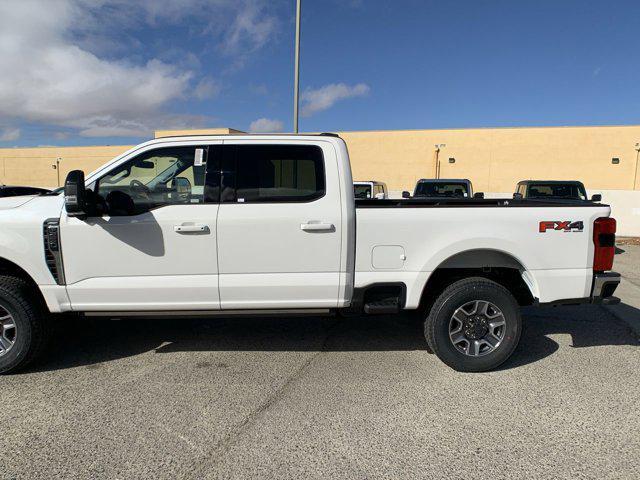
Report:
0,125,638,192
341,125,640,193
0,145,132,188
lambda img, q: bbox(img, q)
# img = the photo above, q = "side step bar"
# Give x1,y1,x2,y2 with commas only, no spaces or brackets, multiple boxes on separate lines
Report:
364,297,400,315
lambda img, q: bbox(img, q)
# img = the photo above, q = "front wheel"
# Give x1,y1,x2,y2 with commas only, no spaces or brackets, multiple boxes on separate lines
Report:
424,277,522,372
0,276,50,375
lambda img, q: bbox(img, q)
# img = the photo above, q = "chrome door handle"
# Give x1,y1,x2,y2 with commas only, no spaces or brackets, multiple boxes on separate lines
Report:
300,222,335,232
174,224,209,233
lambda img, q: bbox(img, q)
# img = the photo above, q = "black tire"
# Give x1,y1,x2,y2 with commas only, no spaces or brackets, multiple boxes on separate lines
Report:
424,277,521,372
0,276,51,374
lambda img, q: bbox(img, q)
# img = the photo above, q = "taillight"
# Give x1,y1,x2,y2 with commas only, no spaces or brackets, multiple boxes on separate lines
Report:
593,217,616,272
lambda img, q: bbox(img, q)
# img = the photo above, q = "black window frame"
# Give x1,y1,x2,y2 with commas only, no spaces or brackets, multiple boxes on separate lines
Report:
216,144,326,204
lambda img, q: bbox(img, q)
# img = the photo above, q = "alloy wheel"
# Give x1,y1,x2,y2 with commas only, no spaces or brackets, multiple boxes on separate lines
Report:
0,307,17,357
448,300,506,357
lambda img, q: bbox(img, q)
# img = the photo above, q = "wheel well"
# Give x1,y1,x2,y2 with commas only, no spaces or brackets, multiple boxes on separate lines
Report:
0,257,46,305
419,250,535,310
437,249,525,271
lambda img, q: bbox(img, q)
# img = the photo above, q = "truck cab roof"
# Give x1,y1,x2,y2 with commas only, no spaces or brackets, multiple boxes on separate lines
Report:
416,178,471,184
517,180,585,186
354,180,387,186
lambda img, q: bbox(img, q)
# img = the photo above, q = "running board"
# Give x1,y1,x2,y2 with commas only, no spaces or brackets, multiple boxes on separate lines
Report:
363,298,400,315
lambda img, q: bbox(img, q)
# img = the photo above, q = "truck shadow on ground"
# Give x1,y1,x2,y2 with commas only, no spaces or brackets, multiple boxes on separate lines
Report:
31,304,639,374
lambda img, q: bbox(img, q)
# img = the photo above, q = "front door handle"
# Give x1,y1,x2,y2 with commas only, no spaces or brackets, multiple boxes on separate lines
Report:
174,224,209,233
300,222,335,232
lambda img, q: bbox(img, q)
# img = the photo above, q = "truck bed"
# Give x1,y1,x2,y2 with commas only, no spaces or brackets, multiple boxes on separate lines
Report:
354,198,611,308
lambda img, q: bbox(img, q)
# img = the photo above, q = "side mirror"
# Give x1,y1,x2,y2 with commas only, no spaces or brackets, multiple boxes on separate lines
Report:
402,191,411,199
172,176,192,202
64,170,87,217
513,192,523,199
374,192,385,200
591,194,602,202
473,192,484,199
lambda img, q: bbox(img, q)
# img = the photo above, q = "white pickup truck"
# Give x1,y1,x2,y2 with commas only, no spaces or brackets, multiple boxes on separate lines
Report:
0,134,620,374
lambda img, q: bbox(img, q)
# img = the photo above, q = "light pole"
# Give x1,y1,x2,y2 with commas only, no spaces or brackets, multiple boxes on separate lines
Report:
634,143,640,190
293,0,302,133
52,157,61,187
434,144,446,178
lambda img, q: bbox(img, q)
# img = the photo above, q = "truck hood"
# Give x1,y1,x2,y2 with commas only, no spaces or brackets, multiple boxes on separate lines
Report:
0,195,39,210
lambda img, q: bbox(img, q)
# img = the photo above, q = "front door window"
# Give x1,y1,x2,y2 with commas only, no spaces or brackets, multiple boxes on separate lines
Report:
94,147,207,215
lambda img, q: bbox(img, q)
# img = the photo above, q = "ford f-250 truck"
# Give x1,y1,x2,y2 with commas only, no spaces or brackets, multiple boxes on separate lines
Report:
0,134,620,374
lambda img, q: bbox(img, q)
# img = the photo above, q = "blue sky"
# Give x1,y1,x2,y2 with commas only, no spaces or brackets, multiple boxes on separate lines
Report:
0,0,639,147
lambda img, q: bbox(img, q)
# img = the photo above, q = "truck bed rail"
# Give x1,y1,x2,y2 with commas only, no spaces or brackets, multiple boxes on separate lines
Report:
355,198,606,208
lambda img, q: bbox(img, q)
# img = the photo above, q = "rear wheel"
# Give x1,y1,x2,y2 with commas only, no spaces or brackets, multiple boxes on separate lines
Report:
0,276,50,374
424,277,521,372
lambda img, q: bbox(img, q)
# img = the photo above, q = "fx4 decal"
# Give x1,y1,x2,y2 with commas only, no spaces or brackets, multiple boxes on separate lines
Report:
539,221,584,233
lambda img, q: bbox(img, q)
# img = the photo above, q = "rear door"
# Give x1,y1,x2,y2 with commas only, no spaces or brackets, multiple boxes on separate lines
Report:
216,141,342,309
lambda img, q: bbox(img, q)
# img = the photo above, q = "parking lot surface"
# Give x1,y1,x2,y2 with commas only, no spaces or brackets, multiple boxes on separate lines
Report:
610,244,640,335
1,250,639,479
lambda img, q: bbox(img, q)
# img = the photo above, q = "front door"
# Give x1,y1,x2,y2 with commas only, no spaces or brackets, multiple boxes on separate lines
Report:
216,141,343,309
61,143,221,311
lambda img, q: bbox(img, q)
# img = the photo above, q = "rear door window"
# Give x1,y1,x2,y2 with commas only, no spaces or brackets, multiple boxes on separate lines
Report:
221,145,325,203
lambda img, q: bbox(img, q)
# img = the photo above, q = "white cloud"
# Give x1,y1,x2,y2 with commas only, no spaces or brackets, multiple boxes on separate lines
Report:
0,128,20,142
77,113,211,138
221,2,279,55
0,0,278,138
301,83,370,117
249,118,284,133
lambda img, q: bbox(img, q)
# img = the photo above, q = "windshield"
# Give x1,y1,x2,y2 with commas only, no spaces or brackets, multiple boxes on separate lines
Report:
414,182,469,198
527,183,587,200
354,184,373,199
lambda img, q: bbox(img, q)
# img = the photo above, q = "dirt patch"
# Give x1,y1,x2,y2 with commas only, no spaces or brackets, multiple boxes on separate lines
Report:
617,237,640,246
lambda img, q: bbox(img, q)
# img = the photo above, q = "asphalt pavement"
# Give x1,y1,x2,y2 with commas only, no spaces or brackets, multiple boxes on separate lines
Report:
609,243,640,335
1,250,639,479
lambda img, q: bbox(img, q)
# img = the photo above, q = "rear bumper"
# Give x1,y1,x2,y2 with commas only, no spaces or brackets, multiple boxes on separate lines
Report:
590,272,621,305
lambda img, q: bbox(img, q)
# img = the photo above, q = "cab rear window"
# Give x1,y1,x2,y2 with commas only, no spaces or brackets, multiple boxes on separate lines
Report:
528,184,586,200
415,182,468,197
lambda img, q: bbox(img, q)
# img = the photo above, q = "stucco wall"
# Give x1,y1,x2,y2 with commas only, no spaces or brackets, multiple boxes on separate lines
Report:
341,125,640,194
590,190,640,237
0,145,132,189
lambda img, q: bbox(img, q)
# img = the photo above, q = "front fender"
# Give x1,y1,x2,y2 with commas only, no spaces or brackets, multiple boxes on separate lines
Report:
0,196,71,312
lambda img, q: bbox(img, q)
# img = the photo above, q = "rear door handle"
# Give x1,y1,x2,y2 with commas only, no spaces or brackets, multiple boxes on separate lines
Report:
300,222,335,232
174,224,209,233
